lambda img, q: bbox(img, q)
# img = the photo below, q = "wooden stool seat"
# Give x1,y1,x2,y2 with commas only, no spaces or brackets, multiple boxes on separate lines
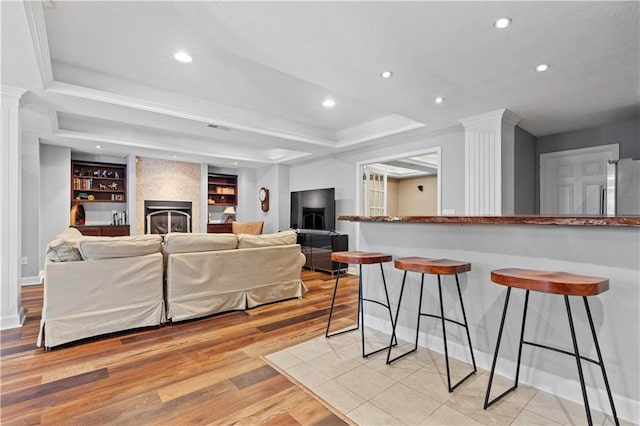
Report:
491,268,609,296
395,257,471,275
331,251,392,265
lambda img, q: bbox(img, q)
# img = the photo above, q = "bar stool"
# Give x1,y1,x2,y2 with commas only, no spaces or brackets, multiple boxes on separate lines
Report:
326,251,397,358
484,268,618,426
387,257,477,393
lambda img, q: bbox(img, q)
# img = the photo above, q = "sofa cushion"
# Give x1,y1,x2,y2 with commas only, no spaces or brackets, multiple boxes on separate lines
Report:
45,228,84,262
237,230,297,249
78,235,163,260
163,232,238,254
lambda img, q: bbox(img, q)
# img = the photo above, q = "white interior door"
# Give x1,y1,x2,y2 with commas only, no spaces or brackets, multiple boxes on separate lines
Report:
540,144,619,215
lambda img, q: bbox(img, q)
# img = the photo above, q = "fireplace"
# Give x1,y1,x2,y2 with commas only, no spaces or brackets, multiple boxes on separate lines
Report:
145,200,192,234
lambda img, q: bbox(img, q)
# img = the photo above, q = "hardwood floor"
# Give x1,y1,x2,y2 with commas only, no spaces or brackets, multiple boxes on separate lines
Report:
0,270,359,425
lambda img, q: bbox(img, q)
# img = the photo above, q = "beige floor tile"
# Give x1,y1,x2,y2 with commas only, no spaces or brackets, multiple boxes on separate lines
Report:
264,349,303,370
525,391,606,426
511,409,563,425
401,366,454,404
347,401,404,426
286,362,332,390
370,382,441,425
287,337,334,361
335,364,396,400
307,348,362,379
421,404,484,425
313,380,366,414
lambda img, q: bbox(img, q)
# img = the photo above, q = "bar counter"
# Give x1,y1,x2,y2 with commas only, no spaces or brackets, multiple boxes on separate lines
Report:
337,215,639,421
339,214,640,227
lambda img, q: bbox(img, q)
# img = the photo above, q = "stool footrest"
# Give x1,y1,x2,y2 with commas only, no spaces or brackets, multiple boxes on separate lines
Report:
326,325,359,339
523,340,601,366
420,312,467,329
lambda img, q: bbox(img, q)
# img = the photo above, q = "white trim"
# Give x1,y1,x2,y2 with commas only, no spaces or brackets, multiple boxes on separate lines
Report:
46,82,337,147
337,114,426,148
19,276,41,286
23,0,54,86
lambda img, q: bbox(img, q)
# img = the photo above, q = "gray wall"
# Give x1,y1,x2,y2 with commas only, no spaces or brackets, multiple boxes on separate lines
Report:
514,126,537,214
537,118,640,159
39,144,71,270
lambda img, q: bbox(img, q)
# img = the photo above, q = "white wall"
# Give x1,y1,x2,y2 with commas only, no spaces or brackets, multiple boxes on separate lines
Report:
21,133,40,282
39,144,71,270
256,164,290,233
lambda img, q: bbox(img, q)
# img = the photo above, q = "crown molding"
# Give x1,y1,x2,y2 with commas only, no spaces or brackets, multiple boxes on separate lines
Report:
23,0,54,86
46,81,337,148
336,114,426,148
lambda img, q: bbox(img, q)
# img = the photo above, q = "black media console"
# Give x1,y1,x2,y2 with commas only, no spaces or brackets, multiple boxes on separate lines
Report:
296,230,348,274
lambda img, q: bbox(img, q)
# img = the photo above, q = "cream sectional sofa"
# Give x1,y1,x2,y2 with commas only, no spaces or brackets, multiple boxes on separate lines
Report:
39,228,165,349
38,228,307,348
163,230,307,322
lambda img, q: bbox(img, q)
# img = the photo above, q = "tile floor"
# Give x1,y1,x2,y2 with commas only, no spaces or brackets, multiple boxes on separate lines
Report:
265,330,629,426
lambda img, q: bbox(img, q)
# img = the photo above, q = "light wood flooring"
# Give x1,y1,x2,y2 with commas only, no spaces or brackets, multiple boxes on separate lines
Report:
0,270,359,425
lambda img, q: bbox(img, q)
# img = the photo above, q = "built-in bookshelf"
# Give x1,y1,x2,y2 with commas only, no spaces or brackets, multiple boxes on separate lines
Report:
207,173,237,206
71,160,127,203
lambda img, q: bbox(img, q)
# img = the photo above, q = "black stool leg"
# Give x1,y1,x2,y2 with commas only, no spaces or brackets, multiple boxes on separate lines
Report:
359,264,366,357
514,289,530,388
565,295,593,426
583,297,619,426
455,273,477,372
326,262,359,338
387,271,424,364
484,287,514,408
380,262,398,347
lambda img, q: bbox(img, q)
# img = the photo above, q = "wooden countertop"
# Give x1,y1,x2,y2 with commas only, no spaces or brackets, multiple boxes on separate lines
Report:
338,215,640,227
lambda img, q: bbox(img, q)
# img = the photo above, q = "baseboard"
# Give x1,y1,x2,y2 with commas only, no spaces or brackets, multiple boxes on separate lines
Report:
0,307,25,330
364,314,638,423
19,276,41,286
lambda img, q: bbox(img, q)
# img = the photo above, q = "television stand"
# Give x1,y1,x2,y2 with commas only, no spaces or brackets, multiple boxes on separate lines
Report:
296,231,348,274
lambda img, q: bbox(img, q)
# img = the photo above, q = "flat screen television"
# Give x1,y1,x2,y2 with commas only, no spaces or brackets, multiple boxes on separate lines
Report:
290,187,336,231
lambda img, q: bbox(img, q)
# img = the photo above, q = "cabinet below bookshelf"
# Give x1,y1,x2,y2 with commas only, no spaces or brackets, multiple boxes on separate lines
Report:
73,225,130,237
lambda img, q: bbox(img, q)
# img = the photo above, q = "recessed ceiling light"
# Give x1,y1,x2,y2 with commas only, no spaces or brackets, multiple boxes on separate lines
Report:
322,99,335,108
434,97,445,104
233,161,238,166
96,145,102,149
380,71,393,79
493,17,512,29
174,51,193,63
536,64,549,72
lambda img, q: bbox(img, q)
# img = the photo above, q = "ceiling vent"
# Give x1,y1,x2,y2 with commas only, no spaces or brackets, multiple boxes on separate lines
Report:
207,124,231,131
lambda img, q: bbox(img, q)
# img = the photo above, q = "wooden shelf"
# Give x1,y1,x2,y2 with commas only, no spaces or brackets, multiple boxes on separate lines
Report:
71,160,127,203
207,173,237,207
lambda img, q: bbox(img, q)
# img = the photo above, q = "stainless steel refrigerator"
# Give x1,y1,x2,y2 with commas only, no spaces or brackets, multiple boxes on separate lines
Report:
606,158,640,215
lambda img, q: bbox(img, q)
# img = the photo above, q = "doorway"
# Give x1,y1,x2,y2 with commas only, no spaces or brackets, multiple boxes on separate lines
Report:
357,148,441,216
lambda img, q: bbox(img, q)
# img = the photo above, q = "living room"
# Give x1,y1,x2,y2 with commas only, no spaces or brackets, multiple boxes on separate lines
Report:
2,1,639,424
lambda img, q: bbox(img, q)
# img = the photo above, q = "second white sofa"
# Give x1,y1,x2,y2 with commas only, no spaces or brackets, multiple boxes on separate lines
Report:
163,230,307,322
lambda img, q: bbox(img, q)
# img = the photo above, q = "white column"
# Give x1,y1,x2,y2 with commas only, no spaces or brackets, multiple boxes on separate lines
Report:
1,86,27,329
460,109,520,215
